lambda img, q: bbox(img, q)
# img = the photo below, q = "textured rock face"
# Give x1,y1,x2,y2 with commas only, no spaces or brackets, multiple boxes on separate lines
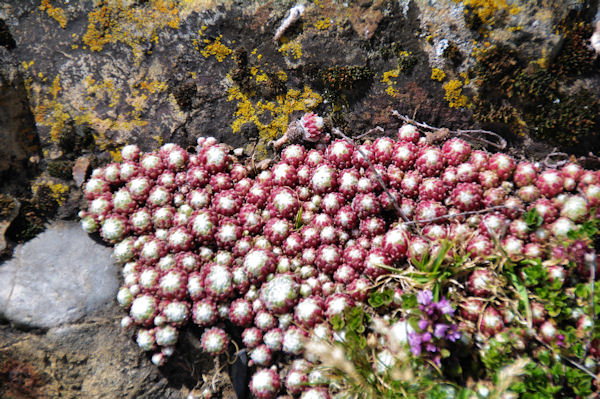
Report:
0,221,118,328
0,46,38,177
0,316,188,399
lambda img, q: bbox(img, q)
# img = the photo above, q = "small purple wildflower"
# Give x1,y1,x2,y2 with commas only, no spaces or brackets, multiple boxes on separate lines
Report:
417,290,433,306
434,323,449,338
435,298,454,315
408,290,461,365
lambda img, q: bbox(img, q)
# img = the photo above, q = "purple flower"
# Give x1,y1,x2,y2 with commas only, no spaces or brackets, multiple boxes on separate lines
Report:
447,325,461,342
435,298,454,315
408,332,422,355
434,323,449,338
421,332,432,342
426,343,437,353
417,290,433,306
418,318,429,330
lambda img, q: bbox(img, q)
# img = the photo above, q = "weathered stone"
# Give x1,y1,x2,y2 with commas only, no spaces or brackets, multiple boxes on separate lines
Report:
0,221,118,328
0,46,39,176
0,315,188,399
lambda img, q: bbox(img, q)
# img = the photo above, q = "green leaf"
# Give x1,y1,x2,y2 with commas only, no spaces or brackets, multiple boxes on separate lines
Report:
575,283,589,299
368,289,394,308
538,350,551,366
507,271,532,327
346,306,365,333
430,240,452,273
295,207,303,229
330,314,344,331
456,388,473,399
432,283,440,302
401,294,417,309
524,208,543,230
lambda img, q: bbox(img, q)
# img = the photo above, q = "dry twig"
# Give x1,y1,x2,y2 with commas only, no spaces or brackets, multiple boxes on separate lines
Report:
392,111,507,150
403,205,524,226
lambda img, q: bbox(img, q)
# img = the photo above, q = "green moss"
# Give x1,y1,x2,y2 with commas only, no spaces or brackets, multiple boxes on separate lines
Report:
57,122,96,154
442,42,463,66
7,185,59,242
319,65,373,106
396,51,418,74
527,90,600,148
0,194,16,220
229,47,286,99
471,44,600,151
550,23,596,79
379,41,407,60
473,45,522,95
47,160,74,180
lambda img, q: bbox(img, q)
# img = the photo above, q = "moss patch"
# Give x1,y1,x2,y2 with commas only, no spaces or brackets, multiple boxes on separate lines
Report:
470,39,600,152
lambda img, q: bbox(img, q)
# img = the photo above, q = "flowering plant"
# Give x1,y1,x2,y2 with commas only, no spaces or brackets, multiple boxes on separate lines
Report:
407,290,461,366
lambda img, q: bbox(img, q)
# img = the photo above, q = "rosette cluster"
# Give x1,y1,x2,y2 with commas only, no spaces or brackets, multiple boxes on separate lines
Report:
80,118,600,397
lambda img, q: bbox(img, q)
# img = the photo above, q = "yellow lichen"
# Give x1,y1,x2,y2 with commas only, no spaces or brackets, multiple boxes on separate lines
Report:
22,61,35,71
33,179,70,206
50,74,62,99
152,134,164,146
228,82,322,141
430,68,446,82
40,0,67,28
200,35,233,62
455,0,520,27
443,79,469,108
276,71,288,82
278,37,302,60
82,0,180,60
109,147,123,162
314,19,331,30
84,76,121,108
27,69,149,147
381,68,400,98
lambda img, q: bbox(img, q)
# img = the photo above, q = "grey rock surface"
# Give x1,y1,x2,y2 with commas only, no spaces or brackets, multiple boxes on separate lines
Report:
0,221,118,328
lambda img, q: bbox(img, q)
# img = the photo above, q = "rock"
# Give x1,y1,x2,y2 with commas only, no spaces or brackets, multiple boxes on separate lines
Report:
0,316,185,398
0,221,118,328
412,0,585,71
0,194,19,253
0,45,39,177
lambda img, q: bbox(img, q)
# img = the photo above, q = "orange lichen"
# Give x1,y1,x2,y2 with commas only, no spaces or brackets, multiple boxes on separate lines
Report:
39,0,67,28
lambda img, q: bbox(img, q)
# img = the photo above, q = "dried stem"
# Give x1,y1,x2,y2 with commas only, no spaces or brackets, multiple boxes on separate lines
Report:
332,127,411,224
543,149,570,168
403,205,524,226
536,338,599,380
392,111,507,150
355,126,384,140
585,253,596,359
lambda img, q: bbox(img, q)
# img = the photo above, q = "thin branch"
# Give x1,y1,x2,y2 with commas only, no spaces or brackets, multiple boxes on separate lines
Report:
536,338,599,380
544,149,570,168
355,126,384,140
403,205,524,226
332,127,411,224
455,130,507,150
585,252,596,359
392,111,507,150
